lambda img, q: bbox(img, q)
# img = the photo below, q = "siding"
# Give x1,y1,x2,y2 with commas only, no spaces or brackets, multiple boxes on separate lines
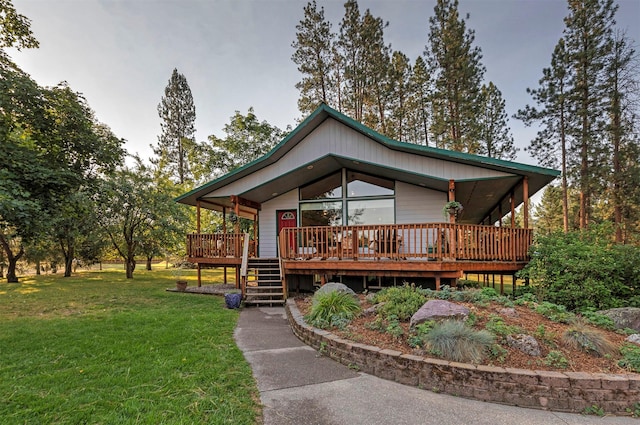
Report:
396,182,445,255
259,189,298,258
396,181,444,224
203,119,513,198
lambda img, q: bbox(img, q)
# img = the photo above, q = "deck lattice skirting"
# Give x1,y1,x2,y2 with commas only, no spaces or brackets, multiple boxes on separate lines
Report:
285,299,640,415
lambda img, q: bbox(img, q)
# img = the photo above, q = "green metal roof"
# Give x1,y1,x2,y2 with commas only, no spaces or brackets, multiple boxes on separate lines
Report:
176,103,560,219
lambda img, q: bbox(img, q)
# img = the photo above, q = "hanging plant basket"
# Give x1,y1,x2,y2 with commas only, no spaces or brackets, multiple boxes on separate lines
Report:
442,201,463,218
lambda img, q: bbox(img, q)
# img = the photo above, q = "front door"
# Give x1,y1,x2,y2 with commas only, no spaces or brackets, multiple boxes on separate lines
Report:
276,209,297,256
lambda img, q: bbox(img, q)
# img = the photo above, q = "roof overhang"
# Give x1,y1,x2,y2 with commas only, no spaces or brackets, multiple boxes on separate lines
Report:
176,104,560,224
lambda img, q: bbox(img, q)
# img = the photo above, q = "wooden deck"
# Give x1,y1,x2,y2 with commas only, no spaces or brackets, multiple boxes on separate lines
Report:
187,223,532,284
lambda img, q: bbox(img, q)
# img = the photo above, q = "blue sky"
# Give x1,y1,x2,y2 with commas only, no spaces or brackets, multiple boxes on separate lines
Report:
8,0,640,165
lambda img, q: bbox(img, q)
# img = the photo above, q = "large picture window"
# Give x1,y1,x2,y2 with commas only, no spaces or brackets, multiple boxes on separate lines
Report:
300,170,394,226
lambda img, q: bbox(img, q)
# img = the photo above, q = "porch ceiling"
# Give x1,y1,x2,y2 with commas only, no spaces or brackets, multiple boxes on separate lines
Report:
197,155,543,224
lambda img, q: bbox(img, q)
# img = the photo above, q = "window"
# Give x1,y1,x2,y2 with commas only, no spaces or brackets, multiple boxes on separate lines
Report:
300,172,342,200
300,170,394,226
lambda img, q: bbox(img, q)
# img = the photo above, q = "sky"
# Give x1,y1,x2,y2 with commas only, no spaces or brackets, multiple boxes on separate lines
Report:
7,0,640,167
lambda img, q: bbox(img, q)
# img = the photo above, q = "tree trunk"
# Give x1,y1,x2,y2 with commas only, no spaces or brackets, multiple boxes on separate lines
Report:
63,245,74,278
146,256,153,271
0,233,24,283
36,259,41,276
126,257,135,279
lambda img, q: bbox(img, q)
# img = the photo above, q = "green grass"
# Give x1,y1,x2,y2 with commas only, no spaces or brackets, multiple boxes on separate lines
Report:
0,267,260,424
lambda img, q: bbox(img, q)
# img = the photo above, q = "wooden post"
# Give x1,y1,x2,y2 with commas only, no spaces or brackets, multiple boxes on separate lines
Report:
435,275,441,291
224,267,227,285
523,176,529,229
447,180,457,259
197,263,202,287
499,274,504,295
510,191,516,228
196,200,201,234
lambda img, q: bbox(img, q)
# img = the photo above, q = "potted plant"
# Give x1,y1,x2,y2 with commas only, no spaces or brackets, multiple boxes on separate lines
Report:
443,201,463,218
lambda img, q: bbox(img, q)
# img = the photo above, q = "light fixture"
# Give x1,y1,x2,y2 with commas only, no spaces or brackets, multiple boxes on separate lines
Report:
271,192,278,197
353,160,360,165
306,165,314,170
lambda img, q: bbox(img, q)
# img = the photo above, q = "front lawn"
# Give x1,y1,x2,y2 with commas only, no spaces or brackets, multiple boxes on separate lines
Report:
0,267,260,424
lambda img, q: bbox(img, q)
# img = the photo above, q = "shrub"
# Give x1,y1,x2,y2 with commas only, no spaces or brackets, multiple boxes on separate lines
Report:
619,344,640,373
579,308,616,331
423,320,494,363
485,314,522,341
372,284,427,321
407,320,436,348
543,350,569,369
518,224,639,311
535,302,575,323
306,290,360,329
561,319,617,357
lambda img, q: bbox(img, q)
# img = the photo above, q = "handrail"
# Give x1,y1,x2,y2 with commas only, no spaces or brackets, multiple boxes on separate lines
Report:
239,233,250,298
186,233,245,258
278,223,532,262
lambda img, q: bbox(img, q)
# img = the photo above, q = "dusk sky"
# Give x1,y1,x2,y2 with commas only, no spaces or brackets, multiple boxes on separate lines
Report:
8,0,640,166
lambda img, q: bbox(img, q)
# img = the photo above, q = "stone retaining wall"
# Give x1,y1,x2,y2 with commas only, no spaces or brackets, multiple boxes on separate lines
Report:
285,299,640,415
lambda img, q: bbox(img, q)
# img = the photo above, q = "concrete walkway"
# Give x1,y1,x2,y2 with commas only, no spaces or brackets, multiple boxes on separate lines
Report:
234,306,636,425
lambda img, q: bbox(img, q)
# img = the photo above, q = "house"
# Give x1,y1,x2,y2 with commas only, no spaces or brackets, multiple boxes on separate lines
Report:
176,104,559,303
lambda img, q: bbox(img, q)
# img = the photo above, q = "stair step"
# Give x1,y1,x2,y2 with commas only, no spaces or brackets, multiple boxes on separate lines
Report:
245,299,285,305
247,285,283,290
246,293,285,298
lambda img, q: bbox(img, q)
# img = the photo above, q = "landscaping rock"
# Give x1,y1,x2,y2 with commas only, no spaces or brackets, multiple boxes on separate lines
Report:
313,282,359,302
410,299,469,328
597,307,640,332
498,307,519,318
363,302,385,317
626,334,640,345
506,334,541,357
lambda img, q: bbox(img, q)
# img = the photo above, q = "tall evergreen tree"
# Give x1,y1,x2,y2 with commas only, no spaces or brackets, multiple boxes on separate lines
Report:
291,0,335,115
604,30,639,242
563,0,617,229
360,9,390,134
338,0,365,122
516,39,572,233
154,68,196,185
478,82,517,160
425,0,485,153
387,51,411,141
406,56,432,145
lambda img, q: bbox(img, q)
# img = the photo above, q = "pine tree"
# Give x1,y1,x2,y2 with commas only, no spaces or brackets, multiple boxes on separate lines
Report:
478,82,517,160
338,0,365,122
425,0,485,153
406,56,432,145
154,68,196,185
291,0,335,115
360,9,390,134
563,0,617,229
387,51,411,141
516,39,572,233
604,30,639,242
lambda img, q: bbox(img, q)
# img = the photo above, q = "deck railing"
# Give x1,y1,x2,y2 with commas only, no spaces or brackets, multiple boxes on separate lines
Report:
187,233,250,258
278,223,532,262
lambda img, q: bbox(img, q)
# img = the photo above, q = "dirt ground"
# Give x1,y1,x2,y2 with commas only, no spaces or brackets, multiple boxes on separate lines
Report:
294,294,633,374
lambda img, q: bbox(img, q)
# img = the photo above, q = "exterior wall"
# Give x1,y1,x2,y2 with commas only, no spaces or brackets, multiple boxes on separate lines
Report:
395,181,444,224
259,189,298,258
203,119,512,198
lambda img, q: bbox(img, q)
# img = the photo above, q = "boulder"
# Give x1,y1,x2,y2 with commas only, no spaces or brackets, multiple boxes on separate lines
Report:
597,307,640,332
498,307,519,318
410,299,469,328
315,282,356,297
626,334,640,346
506,334,541,357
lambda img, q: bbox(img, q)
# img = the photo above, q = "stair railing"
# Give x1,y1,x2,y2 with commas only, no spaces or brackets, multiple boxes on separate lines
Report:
240,233,250,298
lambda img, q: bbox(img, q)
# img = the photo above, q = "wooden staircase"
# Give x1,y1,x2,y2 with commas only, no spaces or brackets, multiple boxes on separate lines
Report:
244,258,285,306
